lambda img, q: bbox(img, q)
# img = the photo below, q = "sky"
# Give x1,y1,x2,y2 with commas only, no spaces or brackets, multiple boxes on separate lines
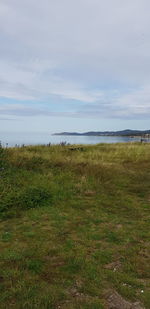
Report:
0,0,150,133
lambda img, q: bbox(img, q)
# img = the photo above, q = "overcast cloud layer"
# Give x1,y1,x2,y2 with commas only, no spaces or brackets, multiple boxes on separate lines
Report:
0,0,150,131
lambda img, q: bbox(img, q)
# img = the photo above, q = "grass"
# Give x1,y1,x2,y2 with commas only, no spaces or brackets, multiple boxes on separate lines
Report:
0,143,150,308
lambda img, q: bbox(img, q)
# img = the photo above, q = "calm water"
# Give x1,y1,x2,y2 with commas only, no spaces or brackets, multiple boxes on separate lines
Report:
0,131,143,147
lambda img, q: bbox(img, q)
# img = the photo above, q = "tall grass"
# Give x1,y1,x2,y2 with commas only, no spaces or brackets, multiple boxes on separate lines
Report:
0,143,150,308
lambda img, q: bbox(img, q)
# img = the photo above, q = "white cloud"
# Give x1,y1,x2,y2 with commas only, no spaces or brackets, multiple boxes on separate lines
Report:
1,84,150,120
0,0,150,120
115,86,150,116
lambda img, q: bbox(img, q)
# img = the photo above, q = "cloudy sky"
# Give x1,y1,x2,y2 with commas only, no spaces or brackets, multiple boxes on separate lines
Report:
0,0,150,133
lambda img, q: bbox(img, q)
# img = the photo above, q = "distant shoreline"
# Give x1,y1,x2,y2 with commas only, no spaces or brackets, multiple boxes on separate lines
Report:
53,134,150,137
53,129,150,138
53,134,149,138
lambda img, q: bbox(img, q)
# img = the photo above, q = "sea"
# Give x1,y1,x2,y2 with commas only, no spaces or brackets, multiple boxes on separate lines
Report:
0,131,145,147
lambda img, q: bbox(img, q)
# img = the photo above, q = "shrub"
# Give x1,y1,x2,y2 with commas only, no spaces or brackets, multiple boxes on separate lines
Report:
0,186,52,217
19,186,52,209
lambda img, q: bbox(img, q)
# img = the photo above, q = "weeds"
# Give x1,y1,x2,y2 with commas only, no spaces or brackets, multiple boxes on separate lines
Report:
0,143,150,308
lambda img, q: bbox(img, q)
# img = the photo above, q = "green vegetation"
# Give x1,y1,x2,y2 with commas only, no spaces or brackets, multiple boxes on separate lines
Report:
0,143,150,308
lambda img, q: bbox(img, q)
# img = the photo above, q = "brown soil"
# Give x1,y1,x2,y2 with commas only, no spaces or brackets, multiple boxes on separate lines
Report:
106,290,145,309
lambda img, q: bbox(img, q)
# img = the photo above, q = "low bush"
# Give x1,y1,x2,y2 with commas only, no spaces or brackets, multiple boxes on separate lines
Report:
0,186,52,217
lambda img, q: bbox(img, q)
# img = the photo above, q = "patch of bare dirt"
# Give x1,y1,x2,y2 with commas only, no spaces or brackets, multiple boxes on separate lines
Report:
116,224,123,229
84,190,96,196
104,261,122,272
57,285,92,309
105,290,145,309
69,287,86,299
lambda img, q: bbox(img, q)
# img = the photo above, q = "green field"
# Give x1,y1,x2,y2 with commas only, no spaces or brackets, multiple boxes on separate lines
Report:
0,143,150,308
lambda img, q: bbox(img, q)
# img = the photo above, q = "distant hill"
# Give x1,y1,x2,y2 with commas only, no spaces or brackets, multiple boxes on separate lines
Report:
53,129,150,137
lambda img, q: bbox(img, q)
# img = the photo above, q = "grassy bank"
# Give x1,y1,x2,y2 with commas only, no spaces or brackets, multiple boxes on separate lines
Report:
0,143,150,308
